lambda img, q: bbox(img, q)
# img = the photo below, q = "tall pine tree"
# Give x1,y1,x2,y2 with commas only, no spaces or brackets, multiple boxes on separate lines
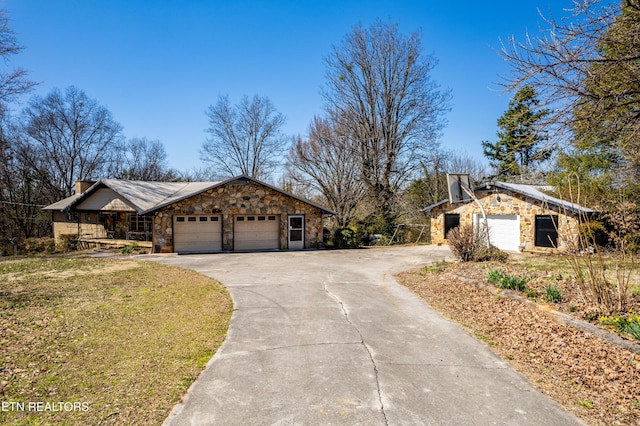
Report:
482,85,549,180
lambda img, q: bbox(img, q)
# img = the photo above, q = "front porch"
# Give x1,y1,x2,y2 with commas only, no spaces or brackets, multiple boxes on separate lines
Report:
77,236,153,251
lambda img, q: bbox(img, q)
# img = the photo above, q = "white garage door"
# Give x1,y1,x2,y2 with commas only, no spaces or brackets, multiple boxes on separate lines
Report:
173,215,222,253
486,215,520,252
234,215,279,251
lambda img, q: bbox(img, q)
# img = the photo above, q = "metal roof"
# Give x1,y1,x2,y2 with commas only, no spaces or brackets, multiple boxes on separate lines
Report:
483,181,595,214
421,181,594,215
43,175,335,215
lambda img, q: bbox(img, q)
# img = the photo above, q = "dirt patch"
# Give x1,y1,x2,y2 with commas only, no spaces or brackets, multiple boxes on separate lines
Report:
397,263,640,426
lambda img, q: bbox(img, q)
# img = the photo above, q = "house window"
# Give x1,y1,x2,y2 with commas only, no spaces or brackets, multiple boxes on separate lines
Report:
199,216,208,222
128,213,152,241
444,214,460,238
258,216,266,221
535,215,559,248
268,216,276,221
130,214,152,232
188,216,197,222
237,216,244,222
247,216,255,221
176,216,185,222
211,217,219,222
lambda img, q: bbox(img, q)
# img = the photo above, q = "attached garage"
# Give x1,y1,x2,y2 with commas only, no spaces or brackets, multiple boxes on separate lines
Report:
173,215,222,253
234,215,280,251
486,215,520,252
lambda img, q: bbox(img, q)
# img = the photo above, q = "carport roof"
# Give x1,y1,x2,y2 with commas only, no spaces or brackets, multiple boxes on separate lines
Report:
43,175,335,215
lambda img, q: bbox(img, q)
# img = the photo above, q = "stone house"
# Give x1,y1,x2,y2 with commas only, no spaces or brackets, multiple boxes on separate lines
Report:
423,181,595,252
43,175,333,253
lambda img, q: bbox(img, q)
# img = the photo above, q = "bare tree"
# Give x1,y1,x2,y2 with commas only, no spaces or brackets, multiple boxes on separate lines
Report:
201,94,288,180
0,8,40,249
446,151,490,184
500,0,639,150
21,86,124,199
177,166,219,182
286,115,366,228
118,137,177,181
403,149,488,218
323,20,451,233
0,9,36,117
0,119,50,243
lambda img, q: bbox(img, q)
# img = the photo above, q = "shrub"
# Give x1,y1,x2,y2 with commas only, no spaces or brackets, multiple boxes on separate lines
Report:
57,234,79,252
579,220,609,248
544,284,563,303
24,237,56,254
487,269,527,291
447,224,487,262
474,245,509,262
624,233,640,254
333,227,359,248
120,244,138,255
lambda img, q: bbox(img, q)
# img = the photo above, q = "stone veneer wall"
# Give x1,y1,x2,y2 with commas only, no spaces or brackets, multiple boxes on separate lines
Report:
152,179,324,253
430,188,581,252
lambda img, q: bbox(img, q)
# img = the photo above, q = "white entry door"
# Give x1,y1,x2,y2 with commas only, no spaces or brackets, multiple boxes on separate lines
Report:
288,215,304,250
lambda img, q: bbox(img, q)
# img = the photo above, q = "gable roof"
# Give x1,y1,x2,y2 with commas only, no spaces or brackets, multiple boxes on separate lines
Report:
422,181,594,215
43,175,335,215
482,181,594,214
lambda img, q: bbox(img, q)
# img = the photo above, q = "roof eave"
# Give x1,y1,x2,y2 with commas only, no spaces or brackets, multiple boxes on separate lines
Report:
422,199,450,212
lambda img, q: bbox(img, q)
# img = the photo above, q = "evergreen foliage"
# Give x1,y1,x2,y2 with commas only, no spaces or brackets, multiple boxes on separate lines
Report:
482,86,549,180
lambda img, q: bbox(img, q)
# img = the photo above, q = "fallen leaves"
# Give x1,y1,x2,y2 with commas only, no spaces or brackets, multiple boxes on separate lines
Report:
397,263,640,426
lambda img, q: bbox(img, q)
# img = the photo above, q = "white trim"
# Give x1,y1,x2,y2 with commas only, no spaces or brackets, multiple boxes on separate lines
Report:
288,215,304,250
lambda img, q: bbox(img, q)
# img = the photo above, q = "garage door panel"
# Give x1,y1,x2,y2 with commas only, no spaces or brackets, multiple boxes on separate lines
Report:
486,215,520,252
174,215,222,253
235,215,279,251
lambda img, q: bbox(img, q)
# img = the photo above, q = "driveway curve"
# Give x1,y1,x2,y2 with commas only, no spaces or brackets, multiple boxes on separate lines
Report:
138,246,582,425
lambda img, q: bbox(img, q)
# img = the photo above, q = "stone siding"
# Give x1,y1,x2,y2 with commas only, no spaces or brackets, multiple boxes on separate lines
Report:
430,188,581,252
153,179,324,253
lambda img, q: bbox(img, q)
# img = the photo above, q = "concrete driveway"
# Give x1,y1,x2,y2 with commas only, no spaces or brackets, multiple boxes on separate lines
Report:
138,246,582,425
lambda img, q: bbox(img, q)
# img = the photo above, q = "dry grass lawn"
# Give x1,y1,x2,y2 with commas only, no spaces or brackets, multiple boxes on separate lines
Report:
0,257,232,425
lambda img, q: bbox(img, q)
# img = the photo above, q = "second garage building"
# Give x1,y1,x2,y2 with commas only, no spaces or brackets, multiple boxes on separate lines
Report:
423,181,595,253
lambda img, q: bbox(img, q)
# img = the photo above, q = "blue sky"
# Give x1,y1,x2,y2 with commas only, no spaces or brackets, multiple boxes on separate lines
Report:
2,0,610,173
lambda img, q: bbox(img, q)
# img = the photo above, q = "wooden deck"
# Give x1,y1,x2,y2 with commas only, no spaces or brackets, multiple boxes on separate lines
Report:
78,237,153,250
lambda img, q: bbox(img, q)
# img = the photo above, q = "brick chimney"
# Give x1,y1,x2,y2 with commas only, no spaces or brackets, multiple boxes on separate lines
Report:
75,180,95,195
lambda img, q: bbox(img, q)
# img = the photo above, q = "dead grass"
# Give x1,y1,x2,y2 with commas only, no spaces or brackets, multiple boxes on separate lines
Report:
397,256,640,426
0,257,232,425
